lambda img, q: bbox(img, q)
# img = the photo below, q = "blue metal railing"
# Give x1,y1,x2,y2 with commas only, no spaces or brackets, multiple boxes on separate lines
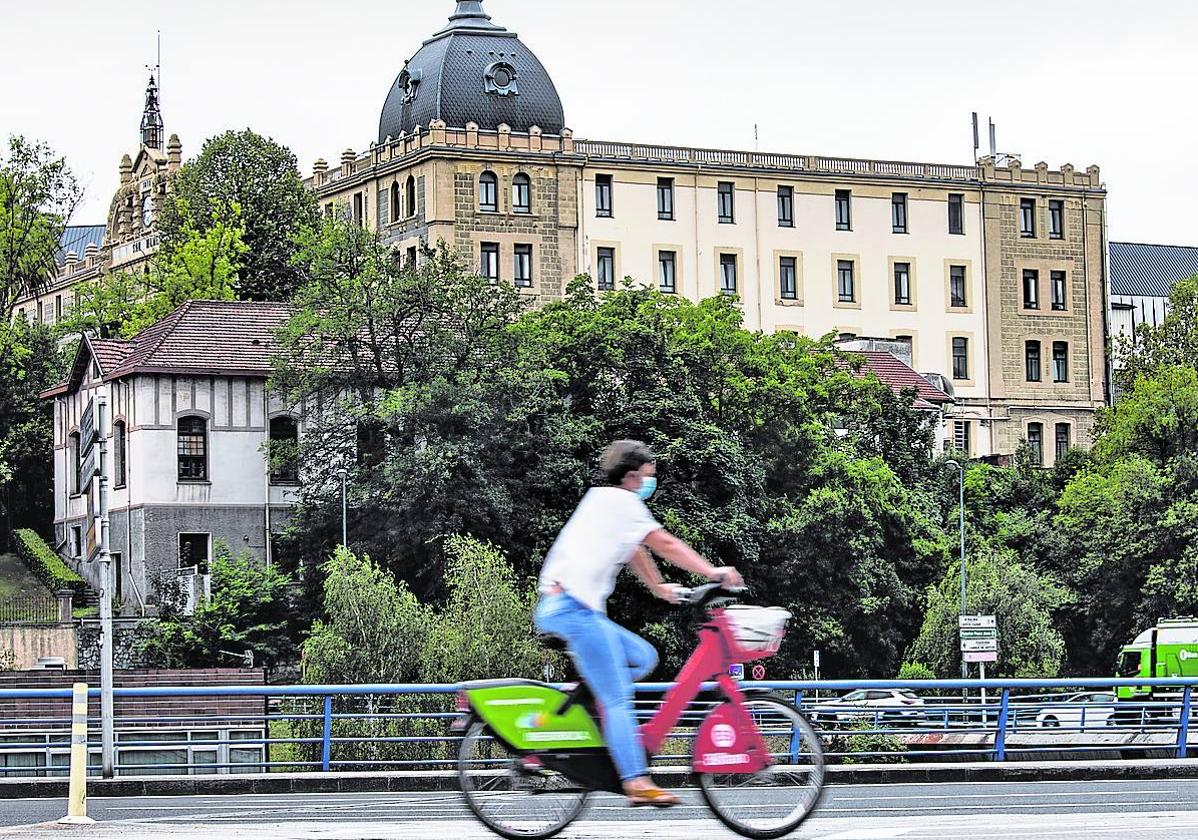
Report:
0,677,1194,778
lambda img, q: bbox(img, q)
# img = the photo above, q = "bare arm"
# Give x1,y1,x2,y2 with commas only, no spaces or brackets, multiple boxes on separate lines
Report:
643,529,743,588
628,546,678,601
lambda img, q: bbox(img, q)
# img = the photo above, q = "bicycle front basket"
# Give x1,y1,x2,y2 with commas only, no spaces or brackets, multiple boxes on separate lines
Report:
723,605,792,653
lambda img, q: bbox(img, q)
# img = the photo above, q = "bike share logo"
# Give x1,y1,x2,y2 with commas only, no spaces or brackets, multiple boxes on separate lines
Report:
712,724,737,749
516,713,591,742
1181,649,1198,662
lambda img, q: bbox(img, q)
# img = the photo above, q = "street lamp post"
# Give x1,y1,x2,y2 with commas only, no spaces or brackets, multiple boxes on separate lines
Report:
337,469,348,548
946,459,966,679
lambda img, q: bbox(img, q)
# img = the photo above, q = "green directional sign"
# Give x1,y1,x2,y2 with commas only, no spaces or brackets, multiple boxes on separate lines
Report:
959,628,998,640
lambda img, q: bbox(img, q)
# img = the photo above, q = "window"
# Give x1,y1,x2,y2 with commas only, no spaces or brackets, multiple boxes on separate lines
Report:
1053,341,1069,382
893,262,911,306
353,192,364,227
514,244,533,288
717,182,735,224
835,190,852,231
512,174,531,214
406,175,417,217
70,527,82,560
480,242,500,283
780,256,797,300
36,301,44,324
952,337,969,381
658,250,676,294
657,178,675,221
179,533,210,575
177,416,208,481
69,432,81,496
595,174,612,217
596,247,616,291
891,193,908,233
1025,340,1042,382
269,416,299,484
406,246,418,268
55,295,62,323
948,194,965,235
479,171,498,213
778,186,794,228
1055,423,1071,460
719,254,738,296
1027,423,1044,465
837,259,855,303
949,265,967,308
1020,198,1036,238
1049,200,1064,239
1051,271,1067,311
113,421,127,488
390,182,401,223
953,421,971,456
1022,269,1039,310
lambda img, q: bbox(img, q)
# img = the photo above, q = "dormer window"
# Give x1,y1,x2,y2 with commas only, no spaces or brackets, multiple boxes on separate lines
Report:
399,68,421,103
484,62,519,96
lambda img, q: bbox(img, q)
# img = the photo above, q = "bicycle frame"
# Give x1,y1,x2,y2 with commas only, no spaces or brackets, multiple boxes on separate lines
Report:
641,608,775,771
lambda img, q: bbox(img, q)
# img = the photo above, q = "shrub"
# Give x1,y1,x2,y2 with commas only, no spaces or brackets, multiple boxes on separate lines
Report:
11,529,85,595
838,723,908,765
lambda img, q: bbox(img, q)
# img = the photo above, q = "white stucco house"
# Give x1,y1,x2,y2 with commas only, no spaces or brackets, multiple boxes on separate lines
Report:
42,301,299,611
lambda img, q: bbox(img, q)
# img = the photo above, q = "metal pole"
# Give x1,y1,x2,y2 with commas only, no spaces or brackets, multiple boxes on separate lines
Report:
96,396,115,778
947,461,967,680
58,681,93,824
338,470,347,548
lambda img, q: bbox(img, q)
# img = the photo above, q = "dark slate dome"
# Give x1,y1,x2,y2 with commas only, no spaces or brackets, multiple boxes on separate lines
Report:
378,1,566,143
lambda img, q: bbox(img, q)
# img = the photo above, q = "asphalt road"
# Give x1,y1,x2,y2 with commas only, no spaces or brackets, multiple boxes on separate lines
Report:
3,779,1198,838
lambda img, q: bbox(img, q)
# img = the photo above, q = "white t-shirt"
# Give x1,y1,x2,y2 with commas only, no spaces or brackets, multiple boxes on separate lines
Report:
539,487,662,613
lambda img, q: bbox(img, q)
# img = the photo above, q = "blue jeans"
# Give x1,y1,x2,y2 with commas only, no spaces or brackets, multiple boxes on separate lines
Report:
534,593,658,781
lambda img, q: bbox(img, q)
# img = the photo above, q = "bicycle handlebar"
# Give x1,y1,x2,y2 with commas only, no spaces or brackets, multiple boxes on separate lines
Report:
674,581,747,607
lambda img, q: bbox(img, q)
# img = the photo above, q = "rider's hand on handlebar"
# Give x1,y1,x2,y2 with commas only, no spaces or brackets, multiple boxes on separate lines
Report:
654,583,688,604
710,567,745,589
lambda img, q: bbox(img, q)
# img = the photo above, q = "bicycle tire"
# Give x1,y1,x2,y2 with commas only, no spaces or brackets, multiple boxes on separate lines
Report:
697,696,826,839
457,716,589,840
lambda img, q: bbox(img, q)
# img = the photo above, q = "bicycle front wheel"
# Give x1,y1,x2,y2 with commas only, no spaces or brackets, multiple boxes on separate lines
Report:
697,696,826,839
458,717,589,840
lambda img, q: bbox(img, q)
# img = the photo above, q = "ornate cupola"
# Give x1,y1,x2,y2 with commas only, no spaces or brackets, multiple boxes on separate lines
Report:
140,72,164,151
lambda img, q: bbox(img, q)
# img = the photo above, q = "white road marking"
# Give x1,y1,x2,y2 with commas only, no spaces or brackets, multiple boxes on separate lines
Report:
818,830,912,839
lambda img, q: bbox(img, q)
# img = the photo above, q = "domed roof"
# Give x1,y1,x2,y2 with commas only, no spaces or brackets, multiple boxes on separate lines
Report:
378,1,565,144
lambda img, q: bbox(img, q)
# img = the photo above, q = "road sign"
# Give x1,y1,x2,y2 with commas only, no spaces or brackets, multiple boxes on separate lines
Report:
959,615,997,629
813,650,821,669
728,663,745,682
80,401,97,457
959,628,998,640
961,639,999,653
751,664,766,681
79,445,98,489
964,651,998,663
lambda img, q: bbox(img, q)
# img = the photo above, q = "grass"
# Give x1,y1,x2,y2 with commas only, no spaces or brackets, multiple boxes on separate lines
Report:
0,553,51,599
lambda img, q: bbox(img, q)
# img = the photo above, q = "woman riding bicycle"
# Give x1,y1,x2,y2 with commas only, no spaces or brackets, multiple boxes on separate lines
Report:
535,439,743,808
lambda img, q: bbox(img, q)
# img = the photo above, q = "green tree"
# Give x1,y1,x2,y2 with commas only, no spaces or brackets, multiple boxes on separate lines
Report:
1093,365,1198,467
138,543,297,671
1116,275,1198,390
159,130,317,302
0,136,81,321
909,550,1068,678
0,318,65,543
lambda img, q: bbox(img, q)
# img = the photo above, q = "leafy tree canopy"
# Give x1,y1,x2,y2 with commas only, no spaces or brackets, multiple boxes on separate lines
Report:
1116,275,1198,390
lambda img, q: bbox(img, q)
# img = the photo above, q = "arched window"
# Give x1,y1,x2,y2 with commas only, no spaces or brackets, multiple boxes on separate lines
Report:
390,182,401,224
269,416,299,484
177,416,208,481
113,421,127,488
512,173,531,214
479,171,498,213
406,175,417,218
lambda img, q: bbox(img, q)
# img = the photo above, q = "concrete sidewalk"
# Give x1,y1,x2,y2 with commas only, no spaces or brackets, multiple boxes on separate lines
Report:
1,759,1196,799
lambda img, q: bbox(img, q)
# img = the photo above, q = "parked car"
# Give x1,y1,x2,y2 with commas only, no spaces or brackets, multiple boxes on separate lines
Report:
807,689,925,727
1035,692,1117,730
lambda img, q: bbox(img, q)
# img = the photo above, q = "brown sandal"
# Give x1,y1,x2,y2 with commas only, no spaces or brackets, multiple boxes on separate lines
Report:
627,786,681,808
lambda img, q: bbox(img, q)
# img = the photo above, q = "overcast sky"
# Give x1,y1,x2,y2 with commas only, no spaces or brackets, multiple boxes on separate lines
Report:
3,0,1195,244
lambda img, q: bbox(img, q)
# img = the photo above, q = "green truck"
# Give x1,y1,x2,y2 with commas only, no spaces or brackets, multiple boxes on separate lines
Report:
1115,617,1198,701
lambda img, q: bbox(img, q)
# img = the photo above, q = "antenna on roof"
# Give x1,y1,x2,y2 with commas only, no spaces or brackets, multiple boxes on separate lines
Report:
971,112,979,163
754,123,759,152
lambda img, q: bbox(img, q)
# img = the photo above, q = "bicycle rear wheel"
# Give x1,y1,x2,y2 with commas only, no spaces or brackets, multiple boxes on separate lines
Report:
458,717,589,839
697,696,826,839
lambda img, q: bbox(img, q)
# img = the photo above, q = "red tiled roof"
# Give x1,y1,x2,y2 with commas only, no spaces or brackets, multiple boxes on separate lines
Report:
89,339,133,374
845,350,953,410
105,300,293,379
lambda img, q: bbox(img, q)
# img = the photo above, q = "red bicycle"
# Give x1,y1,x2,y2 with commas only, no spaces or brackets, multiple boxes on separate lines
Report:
455,583,826,839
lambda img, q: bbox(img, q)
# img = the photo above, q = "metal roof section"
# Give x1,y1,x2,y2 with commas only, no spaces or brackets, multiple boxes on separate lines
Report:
1110,241,1198,298
56,225,106,266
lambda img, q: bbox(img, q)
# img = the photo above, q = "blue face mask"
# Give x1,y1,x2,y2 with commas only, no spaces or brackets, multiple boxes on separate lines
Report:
636,476,658,501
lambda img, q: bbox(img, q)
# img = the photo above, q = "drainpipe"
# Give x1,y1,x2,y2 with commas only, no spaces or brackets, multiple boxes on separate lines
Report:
753,177,764,331
263,382,272,568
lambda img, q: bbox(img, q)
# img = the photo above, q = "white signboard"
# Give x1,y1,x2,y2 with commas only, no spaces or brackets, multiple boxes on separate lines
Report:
964,651,998,663
961,639,999,653
959,615,997,629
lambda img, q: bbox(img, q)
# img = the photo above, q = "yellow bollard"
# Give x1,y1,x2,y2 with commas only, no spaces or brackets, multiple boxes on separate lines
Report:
58,682,95,825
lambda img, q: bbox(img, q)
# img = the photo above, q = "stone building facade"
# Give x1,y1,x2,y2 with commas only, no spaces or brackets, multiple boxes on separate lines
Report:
308,1,1110,459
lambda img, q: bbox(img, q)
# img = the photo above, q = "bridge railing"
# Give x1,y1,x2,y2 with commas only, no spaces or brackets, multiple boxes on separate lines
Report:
0,678,1193,777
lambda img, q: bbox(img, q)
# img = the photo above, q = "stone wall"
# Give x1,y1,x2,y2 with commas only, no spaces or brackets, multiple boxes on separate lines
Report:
76,619,159,670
